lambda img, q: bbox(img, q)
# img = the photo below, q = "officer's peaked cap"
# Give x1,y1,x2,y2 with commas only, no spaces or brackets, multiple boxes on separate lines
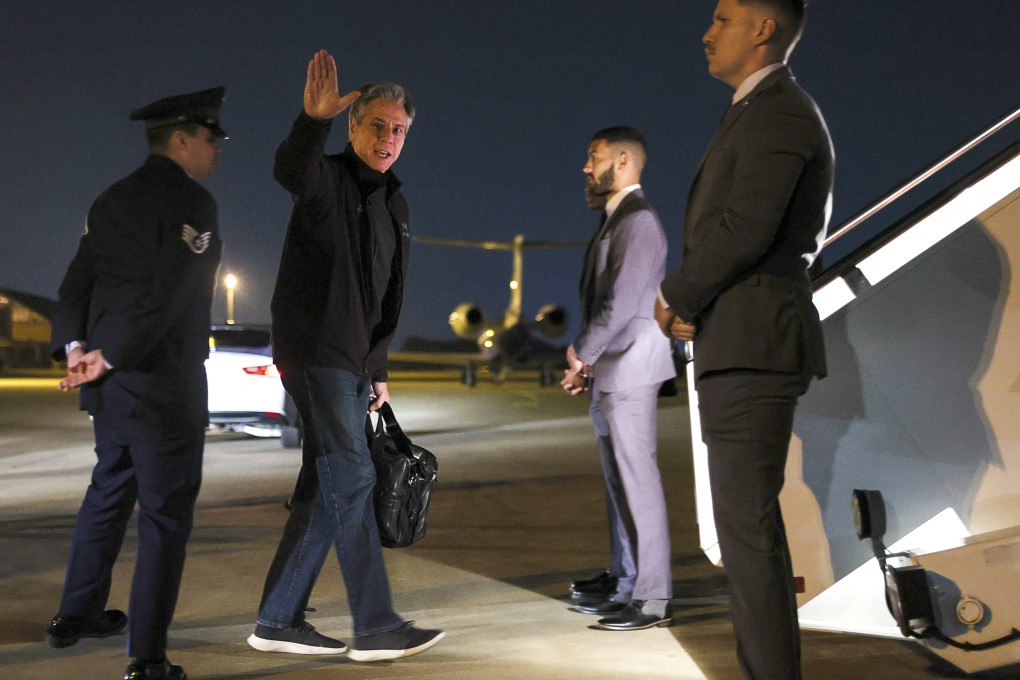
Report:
129,86,227,139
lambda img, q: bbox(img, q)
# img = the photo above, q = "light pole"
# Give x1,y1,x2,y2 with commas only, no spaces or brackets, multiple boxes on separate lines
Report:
225,273,237,325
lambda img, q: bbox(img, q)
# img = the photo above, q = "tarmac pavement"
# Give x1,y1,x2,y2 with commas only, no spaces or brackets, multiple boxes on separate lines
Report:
0,374,974,679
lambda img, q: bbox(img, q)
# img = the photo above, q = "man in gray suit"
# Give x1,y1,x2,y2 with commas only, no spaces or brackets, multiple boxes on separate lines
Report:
563,126,677,631
655,1,833,678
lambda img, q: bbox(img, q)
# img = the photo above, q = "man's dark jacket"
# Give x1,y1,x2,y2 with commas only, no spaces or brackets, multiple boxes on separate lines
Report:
270,112,410,382
660,66,833,381
50,154,221,432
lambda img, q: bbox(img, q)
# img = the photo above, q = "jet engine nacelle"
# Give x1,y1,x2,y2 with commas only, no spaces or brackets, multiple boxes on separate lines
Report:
533,304,568,339
449,302,488,341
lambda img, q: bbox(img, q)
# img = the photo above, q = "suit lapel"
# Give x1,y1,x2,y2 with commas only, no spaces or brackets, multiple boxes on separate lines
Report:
595,189,645,253
579,211,606,317
579,190,646,320
689,66,795,195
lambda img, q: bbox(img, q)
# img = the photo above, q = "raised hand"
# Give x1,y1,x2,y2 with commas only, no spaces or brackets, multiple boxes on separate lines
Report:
303,49,362,120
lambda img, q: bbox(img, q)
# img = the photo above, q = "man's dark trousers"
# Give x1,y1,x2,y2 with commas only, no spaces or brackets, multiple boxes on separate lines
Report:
696,369,811,680
59,413,204,661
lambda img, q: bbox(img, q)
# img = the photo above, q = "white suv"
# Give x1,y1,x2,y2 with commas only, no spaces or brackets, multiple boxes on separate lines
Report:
205,325,301,448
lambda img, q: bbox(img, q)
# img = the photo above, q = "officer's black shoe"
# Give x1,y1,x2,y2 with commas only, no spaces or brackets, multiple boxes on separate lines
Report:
570,569,618,599
124,658,187,680
46,609,128,648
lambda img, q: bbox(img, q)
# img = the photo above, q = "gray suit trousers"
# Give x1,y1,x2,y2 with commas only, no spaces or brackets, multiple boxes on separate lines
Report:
590,381,672,601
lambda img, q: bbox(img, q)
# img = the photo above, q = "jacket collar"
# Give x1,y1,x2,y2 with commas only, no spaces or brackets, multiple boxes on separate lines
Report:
342,143,402,195
731,64,794,115
146,153,190,177
695,65,795,172
599,188,646,239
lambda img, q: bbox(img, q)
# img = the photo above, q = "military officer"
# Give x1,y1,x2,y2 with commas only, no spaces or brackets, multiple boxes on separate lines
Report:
46,86,227,680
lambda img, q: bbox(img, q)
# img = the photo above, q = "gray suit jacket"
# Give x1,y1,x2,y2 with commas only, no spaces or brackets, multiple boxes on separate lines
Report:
660,66,833,381
574,189,676,393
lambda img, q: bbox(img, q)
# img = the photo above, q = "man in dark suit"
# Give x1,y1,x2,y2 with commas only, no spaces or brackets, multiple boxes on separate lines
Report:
656,1,833,678
564,127,677,630
47,87,227,680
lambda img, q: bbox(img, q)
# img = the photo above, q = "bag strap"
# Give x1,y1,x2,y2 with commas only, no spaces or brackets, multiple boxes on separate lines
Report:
377,402,414,454
364,408,384,442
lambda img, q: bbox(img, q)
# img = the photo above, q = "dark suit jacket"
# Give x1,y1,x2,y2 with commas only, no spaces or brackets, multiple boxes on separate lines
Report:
51,154,222,433
660,66,833,381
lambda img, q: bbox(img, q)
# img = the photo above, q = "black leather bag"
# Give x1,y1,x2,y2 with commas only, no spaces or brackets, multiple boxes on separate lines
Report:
365,402,438,548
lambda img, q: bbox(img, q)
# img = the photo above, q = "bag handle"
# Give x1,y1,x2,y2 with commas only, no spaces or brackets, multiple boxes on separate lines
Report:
376,402,414,453
365,409,383,441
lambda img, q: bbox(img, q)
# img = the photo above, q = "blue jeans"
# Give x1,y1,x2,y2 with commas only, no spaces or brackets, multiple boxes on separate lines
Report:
256,366,403,636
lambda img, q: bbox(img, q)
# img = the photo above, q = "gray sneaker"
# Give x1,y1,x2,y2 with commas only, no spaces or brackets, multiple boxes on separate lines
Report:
247,621,347,655
348,622,445,662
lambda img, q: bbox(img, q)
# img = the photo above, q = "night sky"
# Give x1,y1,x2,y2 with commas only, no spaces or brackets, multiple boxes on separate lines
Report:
3,1,1019,346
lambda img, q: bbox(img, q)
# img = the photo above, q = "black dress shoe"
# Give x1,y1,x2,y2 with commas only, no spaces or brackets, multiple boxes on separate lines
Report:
45,609,127,648
570,569,618,599
569,593,630,615
124,658,187,680
594,601,673,631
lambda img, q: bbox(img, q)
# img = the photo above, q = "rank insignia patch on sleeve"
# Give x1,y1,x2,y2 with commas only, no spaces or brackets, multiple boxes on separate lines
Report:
182,224,212,254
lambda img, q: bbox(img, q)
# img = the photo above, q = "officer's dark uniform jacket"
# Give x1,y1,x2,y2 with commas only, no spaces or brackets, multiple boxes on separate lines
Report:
270,111,410,382
51,154,222,432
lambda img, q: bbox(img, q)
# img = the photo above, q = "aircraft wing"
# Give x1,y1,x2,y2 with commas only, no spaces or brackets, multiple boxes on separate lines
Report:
388,350,485,369
412,235,586,250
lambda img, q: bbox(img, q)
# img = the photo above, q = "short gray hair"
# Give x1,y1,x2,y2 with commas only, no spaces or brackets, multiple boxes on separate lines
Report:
350,82,416,128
